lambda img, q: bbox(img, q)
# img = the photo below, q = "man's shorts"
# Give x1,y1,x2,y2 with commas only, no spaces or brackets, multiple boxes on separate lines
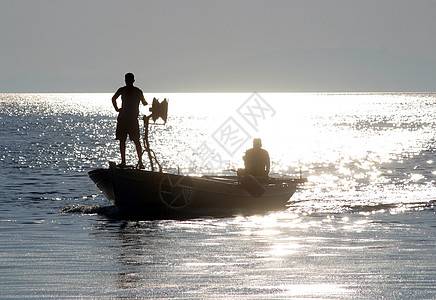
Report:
116,119,140,141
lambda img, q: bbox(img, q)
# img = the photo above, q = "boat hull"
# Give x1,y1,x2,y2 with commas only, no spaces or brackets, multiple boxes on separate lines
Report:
88,165,303,215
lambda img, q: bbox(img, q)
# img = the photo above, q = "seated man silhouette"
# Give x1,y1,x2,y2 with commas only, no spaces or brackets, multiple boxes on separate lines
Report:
241,138,270,180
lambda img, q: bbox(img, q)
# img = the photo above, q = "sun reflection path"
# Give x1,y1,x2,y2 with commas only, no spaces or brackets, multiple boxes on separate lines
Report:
91,204,435,299
210,212,369,298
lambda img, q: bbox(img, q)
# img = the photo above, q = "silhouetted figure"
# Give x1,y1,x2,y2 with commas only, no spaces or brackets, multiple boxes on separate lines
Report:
112,73,148,168
242,138,270,178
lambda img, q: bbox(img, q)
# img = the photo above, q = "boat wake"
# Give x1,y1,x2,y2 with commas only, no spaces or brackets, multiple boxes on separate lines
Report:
61,204,120,217
343,199,435,213
288,198,436,215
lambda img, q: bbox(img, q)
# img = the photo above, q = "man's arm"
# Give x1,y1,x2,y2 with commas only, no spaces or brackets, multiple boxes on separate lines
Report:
138,88,148,106
265,151,270,175
112,88,122,112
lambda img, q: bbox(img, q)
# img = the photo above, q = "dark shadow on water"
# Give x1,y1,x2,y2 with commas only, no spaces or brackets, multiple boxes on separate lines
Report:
60,204,285,221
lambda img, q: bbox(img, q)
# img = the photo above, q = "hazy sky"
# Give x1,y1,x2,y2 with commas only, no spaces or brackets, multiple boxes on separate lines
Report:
1,0,436,92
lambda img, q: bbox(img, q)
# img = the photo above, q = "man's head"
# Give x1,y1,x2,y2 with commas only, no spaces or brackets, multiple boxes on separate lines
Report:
253,138,262,148
125,73,135,85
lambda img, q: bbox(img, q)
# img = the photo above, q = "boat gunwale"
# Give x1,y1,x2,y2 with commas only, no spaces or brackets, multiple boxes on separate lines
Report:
91,168,302,186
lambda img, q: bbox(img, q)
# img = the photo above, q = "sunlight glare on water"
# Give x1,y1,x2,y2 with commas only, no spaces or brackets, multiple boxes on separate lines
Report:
4,92,436,211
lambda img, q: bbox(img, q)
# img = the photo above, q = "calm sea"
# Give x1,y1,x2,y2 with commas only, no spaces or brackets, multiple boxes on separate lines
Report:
0,93,435,299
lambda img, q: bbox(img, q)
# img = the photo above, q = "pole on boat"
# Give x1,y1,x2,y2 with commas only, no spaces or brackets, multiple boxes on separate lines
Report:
143,114,155,171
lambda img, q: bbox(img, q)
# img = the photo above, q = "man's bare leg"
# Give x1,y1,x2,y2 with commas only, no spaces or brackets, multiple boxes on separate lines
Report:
119,139,127,167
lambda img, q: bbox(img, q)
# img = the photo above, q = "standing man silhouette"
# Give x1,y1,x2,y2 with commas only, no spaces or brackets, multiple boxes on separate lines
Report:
112,73,148,169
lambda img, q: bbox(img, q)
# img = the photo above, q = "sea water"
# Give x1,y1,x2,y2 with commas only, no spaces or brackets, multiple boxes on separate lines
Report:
0,93,435,299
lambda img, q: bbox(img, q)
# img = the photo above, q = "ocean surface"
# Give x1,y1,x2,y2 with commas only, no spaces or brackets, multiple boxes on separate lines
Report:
0,92,435,299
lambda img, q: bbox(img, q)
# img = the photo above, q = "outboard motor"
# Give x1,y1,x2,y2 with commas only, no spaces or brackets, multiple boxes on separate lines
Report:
150,98,168,124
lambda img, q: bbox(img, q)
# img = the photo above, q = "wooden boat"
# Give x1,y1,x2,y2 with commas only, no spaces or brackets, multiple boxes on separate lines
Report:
88,99,307,216
88,162,306,215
